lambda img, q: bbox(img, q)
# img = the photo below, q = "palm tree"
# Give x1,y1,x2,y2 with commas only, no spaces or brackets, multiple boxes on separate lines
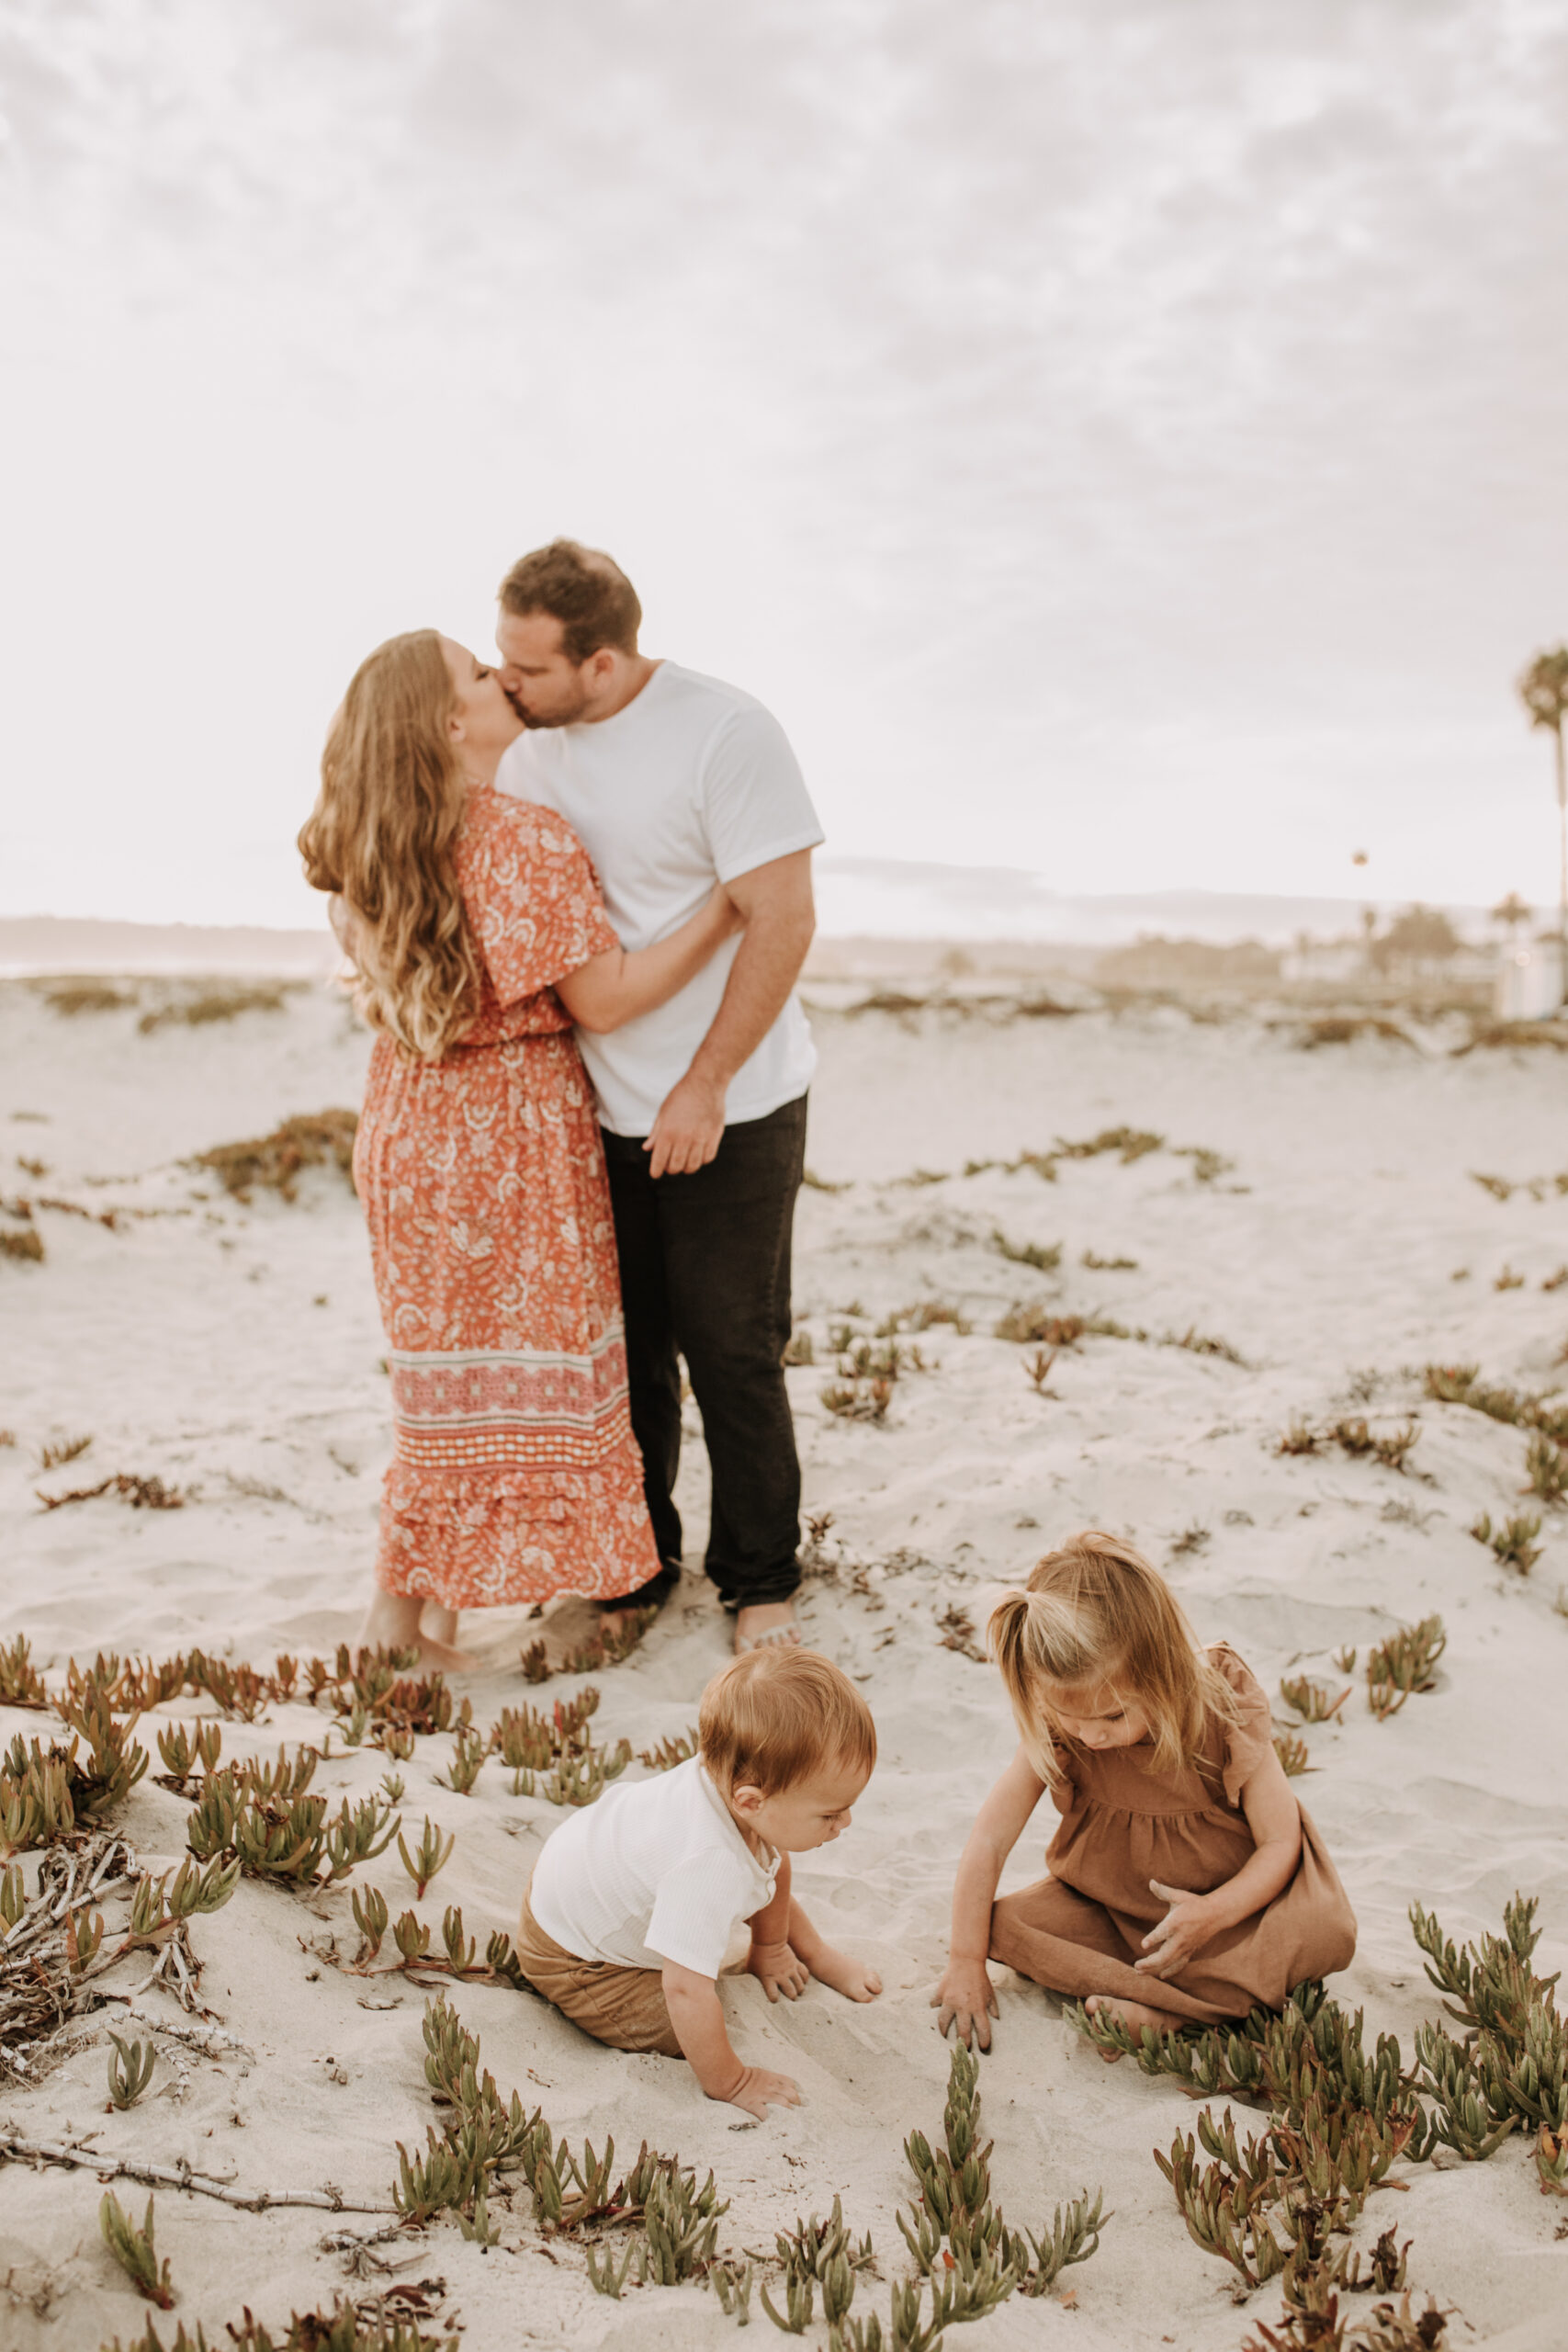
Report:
1518,647,1568,967
1490,891,1530,938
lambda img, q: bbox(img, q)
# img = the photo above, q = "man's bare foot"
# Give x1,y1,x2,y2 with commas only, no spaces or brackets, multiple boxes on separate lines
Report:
807,1943,883,2003
1085,1992,1185,2044
735,1601,801,1655
359,1591,476,1674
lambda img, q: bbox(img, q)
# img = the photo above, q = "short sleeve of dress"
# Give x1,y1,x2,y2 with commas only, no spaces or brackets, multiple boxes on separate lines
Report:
1044,1740,1078,1816
1210,1644,1273,1808
462,795,619,1007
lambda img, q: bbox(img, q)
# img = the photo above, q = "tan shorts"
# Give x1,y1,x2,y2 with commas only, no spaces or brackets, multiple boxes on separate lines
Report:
514,1885,683,2059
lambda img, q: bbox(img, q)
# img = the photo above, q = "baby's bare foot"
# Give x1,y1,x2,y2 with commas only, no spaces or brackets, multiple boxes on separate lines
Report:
810,1944,883,2003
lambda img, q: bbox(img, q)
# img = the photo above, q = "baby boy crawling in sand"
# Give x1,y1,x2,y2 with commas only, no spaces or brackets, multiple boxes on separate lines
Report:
513,1649,882,2119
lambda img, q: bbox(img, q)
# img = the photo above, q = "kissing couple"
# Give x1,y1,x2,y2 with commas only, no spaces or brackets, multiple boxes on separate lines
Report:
299,539,823,1672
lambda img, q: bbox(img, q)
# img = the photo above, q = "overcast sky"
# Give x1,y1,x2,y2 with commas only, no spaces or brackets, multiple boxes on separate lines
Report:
3,0,1566,931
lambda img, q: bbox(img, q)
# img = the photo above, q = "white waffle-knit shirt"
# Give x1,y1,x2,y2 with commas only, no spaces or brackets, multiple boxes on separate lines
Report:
527,1756,778,1978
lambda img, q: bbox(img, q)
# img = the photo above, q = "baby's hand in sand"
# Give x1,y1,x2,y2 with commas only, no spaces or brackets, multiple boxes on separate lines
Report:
931,1958,998,2050
722,2065,801,2121
749,1939,810,2002
809,1944,883,2004
1136,1880,1215,1978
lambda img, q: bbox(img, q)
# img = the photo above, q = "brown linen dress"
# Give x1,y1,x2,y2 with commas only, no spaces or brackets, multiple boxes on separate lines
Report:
989,1646,1356,2023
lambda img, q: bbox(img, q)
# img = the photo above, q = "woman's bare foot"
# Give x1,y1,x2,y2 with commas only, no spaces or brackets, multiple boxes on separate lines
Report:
420,1601,460,1647
735,1601,801,1656
359,1590,476,1674
1085,1992,1185,2044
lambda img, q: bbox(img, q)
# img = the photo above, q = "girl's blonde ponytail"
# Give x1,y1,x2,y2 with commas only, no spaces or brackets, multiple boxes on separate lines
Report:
987,1531,1243,1790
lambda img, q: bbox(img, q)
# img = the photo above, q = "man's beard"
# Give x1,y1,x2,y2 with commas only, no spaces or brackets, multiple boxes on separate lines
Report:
501,684,581,730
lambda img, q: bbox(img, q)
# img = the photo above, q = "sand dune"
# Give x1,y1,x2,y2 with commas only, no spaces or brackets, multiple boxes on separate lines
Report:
2,978,1565,2350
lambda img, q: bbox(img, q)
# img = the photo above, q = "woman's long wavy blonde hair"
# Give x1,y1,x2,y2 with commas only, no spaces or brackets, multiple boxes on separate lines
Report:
988,1531,1242,1792
298,628,481,1060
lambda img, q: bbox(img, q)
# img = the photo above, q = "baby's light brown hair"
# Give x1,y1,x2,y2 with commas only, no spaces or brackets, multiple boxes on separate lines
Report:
988,1530,1242,1792
698,1648,876,1798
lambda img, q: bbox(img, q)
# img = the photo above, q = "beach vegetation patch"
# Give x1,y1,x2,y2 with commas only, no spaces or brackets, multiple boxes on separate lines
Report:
36,1472,184,1512
192,1108,358,1202
1331,1417,1420,1473
990,1228,1061,1271
0,1226,44,1262
1297,1015,1415,1050
1272,1734,1312,1778
637,1728,699,1772
1082,1250,1138,1270
1455,1019,1568,1054
1468,1511,1543,1574
106,2030,157,2110
1525,1432,1568,1503
37,1430,91,1468
39,978,135,1015
1366,1615,1446,1719
1279,1677,1350,1724
995,1306,1088,1346
104,2295,461,2350
901,2041,1105,2312
879,1299,971,1335
0,1635,49,1710
138,984,293,1034
100,2190,175,2310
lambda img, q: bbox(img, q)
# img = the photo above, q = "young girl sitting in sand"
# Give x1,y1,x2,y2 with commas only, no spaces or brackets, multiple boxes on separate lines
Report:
934,1532,1356,2047
515,1648,883,2119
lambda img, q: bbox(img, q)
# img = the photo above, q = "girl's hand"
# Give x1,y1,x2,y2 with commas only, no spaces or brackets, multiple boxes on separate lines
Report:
718,2064,801,2120
931,1958,998,2050
1136,1881,1216,1979
749,1939,810,2003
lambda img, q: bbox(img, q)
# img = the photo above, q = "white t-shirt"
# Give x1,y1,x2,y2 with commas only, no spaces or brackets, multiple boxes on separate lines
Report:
495,662,824,1136
527,1756,778,1978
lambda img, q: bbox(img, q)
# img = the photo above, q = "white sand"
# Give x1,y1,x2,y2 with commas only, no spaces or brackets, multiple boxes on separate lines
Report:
2,979,1566,2349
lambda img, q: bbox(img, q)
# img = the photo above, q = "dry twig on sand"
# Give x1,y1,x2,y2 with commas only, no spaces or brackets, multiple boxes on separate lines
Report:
0,2135,396,2214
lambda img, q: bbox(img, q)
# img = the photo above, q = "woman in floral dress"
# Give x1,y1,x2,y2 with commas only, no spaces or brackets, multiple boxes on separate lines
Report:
299,629,738,1666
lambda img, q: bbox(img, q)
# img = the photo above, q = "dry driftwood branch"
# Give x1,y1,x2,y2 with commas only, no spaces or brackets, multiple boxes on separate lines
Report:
101,1999,254,2060
0,2133,397,2214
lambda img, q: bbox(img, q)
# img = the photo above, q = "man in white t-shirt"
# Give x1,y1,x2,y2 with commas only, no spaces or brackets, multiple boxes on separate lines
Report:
494,540,822,1654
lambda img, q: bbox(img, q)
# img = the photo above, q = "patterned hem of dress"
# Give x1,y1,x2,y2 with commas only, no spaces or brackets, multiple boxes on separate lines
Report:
383,1462,650,1515
375,1510,659,1610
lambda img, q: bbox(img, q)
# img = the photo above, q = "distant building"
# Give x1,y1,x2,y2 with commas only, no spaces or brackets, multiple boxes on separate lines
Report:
1495,937,1564,1020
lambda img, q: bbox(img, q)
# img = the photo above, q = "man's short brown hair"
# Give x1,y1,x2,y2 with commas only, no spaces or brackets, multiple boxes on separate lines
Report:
698,1648,876,1799
497,538,642,664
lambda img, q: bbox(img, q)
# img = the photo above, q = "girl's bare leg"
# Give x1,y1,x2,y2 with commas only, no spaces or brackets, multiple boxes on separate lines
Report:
360,1589,475,1672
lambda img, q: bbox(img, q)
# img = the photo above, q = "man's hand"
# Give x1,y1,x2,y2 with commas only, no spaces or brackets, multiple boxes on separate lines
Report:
749,1939,811,2003
1135,1881,1216,1979
931,1957,998,2050
645,1070,727,1178
714,2064,801,2120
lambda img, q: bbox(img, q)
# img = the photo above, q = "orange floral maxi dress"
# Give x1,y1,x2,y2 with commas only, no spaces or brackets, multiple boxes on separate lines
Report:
353,786,660,1610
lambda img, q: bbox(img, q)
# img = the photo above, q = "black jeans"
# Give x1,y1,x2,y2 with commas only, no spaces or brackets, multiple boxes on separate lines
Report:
601,1093,807,1611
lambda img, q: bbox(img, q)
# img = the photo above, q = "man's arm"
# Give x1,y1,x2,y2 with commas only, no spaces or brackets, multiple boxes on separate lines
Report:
644,849,815,1178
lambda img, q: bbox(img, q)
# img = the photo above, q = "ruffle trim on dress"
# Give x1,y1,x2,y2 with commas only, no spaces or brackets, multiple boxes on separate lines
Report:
376,1459,660,1610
